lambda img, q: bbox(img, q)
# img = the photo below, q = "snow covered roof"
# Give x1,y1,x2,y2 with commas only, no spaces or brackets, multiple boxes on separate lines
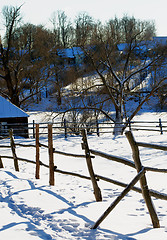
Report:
153,36,167,45
57,47,84,58
117,43,128,52
117,37,167,53
0,95,29,118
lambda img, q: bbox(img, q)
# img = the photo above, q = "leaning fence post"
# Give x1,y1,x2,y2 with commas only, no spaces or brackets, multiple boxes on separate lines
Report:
48,124,55,186
81,129,102,202
125,131,160,228
35,124,40,179
159,118,163,135
9,129,19,172
91,167,145,229
0,156,4,168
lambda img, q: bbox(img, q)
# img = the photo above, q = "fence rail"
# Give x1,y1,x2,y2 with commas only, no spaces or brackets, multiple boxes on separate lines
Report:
0,126,167,229
1,118,167,138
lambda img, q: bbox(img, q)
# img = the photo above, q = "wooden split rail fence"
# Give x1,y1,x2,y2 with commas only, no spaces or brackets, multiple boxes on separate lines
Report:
0,125,167,229
1,118,167,139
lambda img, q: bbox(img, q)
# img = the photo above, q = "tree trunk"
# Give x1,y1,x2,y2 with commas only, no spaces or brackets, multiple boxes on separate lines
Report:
57,86,62,105
4,70,20,107
113,107,123,136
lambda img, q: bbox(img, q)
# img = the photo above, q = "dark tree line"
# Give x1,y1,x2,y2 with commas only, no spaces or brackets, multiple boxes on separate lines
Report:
0,6,94,107
0,5,167,135
75,16,167,134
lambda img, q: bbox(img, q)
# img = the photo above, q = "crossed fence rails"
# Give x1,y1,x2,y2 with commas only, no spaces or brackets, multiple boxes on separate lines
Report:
0,125,167,229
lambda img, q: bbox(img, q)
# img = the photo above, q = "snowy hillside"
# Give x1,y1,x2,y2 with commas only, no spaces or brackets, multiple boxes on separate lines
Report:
0,111,167,239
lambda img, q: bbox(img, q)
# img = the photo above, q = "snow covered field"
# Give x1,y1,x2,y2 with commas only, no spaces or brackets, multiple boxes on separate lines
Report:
0,111,167,240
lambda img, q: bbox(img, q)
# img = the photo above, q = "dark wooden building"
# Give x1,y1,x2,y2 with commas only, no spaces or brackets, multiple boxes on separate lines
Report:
0,95,29,138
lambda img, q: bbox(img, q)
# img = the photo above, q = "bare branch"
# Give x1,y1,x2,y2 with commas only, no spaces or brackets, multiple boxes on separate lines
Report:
123,55,162,86
52,107,115,122
122,77,167,131
0,75,5,79
76,83,119,96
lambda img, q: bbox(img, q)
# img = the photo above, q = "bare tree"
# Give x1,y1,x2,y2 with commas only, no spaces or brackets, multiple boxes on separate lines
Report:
0,6,55,107
0,5,23,106
69,16,167,135
74,12,94,46
50,10,73,48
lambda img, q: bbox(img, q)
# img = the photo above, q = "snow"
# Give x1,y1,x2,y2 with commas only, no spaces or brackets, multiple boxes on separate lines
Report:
0,95,29,118
0,111,167,239
57,47,83,59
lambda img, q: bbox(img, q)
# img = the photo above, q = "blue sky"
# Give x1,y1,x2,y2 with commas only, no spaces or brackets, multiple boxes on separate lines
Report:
0,0,166,36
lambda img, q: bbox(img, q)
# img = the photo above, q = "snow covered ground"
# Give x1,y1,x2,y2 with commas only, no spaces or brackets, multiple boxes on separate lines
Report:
0,111,167,239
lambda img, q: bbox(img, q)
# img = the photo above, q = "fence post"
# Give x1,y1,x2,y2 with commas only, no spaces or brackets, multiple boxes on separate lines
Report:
91,167,145,229
35,124,40,179
9,129,19,172
64,118,67,139
48,124,55,186
159,118,163,134
33,120,35,138
81,129,102,202
0,156,4,168
96,118,100,137
125,131,160,228
128,119,132,131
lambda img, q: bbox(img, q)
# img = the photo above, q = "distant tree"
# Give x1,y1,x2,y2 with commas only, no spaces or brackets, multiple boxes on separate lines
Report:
16,23,57,105
50,10,74,48
0,5,55,107
74,12,94,46
64,16,167,135
48,46,79,107
150,43,167,109
0,5,23,106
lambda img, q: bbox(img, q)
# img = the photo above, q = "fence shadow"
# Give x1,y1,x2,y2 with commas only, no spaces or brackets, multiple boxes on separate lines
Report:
0,126,167,230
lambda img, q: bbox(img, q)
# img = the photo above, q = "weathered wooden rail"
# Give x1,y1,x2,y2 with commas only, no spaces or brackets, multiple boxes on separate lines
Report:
0,126,167,229
1,118,167,138
0,127,167,199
